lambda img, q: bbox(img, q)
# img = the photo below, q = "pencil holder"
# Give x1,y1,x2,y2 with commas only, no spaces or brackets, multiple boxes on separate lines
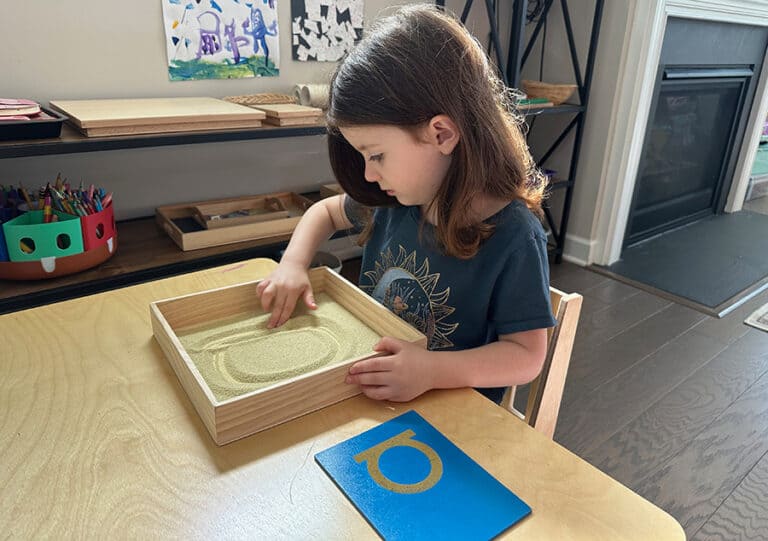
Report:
80,203,116,251
2,210,84,262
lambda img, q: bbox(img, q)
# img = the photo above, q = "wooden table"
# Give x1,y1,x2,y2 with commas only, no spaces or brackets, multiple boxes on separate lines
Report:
0,258,684,539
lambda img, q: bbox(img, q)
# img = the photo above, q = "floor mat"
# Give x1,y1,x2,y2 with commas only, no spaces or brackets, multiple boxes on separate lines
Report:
745,301,768,332
591,211,768,317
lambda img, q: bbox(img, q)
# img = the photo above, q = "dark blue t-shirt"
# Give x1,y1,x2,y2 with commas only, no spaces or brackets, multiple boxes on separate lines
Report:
344,196,556,403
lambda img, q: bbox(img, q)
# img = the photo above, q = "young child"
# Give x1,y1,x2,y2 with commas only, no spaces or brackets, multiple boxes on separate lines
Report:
256,5,556,404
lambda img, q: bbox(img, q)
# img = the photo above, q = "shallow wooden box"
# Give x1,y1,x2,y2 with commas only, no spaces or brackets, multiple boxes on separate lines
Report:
151,267,426,445
192,195,290,230
156,192,312,251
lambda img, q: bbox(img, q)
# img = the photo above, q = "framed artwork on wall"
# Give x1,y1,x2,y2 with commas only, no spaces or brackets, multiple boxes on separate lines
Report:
162,0,281,80
291,0,363,61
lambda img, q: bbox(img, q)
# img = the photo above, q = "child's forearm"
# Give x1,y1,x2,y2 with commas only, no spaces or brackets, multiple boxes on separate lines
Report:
280,195,350,267
429,338,546,390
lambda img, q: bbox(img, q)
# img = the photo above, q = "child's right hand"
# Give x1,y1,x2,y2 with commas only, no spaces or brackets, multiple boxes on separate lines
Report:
256,261,317,329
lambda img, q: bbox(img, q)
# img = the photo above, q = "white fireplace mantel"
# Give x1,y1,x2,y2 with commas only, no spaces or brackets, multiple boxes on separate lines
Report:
590,0,768,265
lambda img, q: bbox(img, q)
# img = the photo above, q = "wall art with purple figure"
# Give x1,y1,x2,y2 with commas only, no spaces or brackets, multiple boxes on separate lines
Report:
291,0,363,62
162,0,280,80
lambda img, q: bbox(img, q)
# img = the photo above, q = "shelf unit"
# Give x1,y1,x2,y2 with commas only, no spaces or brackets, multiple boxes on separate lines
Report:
436,0,604,262
0,124,330,313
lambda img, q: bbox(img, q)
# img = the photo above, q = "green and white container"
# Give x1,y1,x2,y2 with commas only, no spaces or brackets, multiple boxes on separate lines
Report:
2,210,84,262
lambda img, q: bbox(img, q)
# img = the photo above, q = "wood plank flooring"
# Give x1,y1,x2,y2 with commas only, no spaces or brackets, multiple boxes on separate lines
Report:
549,262,768,540
341,257,768,539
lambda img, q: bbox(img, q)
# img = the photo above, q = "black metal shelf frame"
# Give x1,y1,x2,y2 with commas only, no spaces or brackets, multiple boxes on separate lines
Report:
0,124,328,159
436,0,604,262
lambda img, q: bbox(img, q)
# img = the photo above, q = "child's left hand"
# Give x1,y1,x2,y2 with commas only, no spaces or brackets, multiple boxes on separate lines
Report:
345,337,435,402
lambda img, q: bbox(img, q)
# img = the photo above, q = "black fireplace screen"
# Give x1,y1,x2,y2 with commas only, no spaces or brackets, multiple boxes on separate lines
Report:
626,73,749,245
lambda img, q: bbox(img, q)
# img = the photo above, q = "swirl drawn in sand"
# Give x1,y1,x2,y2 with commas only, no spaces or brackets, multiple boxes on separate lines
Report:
179,293,380,400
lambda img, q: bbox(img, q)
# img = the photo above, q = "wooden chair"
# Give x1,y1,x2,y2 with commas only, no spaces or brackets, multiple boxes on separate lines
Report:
500,287,583,439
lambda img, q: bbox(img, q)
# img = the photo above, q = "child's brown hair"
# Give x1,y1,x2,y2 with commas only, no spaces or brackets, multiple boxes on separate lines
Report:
327,4,547,258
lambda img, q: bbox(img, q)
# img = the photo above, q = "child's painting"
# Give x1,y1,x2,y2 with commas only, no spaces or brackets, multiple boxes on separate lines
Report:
162,0,280,81
291,0,363,61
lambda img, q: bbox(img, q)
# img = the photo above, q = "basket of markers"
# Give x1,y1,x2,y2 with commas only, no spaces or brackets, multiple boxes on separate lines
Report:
0,175,117,280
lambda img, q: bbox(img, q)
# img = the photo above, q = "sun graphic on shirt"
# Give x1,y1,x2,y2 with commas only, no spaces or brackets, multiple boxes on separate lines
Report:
361,246,458,349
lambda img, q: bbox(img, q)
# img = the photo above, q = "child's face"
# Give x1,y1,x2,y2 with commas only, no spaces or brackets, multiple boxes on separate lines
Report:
340,124,452,208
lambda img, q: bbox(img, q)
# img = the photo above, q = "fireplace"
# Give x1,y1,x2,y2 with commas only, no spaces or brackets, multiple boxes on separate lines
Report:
624,17,768,246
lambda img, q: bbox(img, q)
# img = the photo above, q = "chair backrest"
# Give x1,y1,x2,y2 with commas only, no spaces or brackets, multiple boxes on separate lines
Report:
500,287,582,439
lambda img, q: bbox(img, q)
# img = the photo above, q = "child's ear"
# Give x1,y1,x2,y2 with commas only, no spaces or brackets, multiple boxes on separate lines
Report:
427,115,460,155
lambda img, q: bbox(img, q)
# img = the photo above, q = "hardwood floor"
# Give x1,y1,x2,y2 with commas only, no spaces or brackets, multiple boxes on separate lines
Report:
340,257,768,539
550,262,768,541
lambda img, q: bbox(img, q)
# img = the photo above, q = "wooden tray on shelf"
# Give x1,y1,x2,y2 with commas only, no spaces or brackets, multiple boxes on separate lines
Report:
156,192,313,251
192,195,290,229
150,266,426,445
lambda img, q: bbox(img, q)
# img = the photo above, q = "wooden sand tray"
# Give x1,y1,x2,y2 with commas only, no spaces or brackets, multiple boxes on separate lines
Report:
151,267,426,445
156,192,313,251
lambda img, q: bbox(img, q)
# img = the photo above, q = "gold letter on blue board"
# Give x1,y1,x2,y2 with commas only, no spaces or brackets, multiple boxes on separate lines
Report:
353,429,443,494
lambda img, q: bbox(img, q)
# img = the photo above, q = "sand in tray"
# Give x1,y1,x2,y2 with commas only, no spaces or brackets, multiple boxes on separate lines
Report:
178,292,381,400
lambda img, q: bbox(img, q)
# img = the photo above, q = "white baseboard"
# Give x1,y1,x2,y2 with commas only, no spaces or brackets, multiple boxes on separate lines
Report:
562,233,596,267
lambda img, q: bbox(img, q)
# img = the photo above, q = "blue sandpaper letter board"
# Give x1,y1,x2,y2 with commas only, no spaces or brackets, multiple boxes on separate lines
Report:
315,410,531,540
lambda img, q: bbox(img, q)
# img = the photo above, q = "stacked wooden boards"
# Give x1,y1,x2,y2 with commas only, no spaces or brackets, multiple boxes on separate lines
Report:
249,104,323,126
48,97,266,137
